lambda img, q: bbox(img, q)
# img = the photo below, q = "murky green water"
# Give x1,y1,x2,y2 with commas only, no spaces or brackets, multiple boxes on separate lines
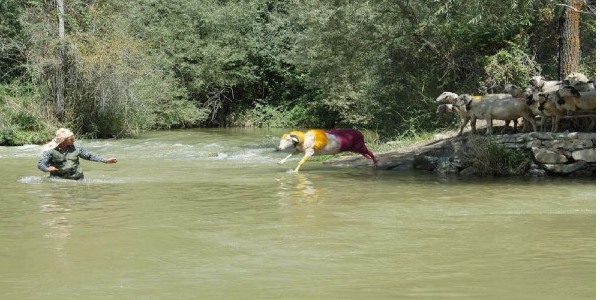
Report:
0,129,595,299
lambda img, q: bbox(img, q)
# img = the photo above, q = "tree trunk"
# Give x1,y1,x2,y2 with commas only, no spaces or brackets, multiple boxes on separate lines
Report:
558,0,583,80
55,0,66,120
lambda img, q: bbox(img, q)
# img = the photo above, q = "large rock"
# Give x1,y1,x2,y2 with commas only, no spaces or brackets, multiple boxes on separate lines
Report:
531,147,568,164
572,149,596,162
541,161,588,174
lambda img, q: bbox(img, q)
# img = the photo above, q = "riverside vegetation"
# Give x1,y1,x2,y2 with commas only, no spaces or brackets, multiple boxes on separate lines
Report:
0,1,595,176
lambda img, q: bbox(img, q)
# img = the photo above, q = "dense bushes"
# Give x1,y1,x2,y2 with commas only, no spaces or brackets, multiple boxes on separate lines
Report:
0,82,54,145
0,0,595,145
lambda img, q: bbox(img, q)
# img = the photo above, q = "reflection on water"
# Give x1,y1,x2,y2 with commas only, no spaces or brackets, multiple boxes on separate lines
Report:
40,196,72,240
0,129,595,300
276,173,324,204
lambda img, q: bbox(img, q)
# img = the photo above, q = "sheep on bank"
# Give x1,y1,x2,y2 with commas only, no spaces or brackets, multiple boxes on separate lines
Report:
454,94,537,135
435,91,460,104
530,75,562,93
503,84,534,99
435,92,471,135
504,84,543,131
557,85,596,112
435,91,522,135
556,85,596,131
532,92,566,133
436,104,458,114
564,72,595,92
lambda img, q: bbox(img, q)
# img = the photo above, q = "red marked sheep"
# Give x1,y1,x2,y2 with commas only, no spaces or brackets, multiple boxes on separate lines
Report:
276,129,377,172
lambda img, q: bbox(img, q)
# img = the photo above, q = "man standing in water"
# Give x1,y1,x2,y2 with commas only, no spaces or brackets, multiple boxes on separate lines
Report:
38,128,118,180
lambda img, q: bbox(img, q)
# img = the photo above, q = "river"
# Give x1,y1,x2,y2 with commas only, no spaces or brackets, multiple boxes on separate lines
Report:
0,128,595,299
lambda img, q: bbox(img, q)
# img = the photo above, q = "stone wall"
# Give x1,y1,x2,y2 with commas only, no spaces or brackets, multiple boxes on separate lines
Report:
412,132,596,177
489,132,595,176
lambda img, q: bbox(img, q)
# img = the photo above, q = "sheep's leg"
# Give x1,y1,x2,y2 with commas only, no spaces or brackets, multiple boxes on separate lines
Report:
361,151,378,167
521,118,530,132
486,118,493,135
278,150,300,164
294,149,314,172
587,117,596,131
501,120,510,134
458,117,470,136
470,118,478,134
523,115,537,132
540,116,547,132
512,119,519,133
500,120,518,134
552,115,561,132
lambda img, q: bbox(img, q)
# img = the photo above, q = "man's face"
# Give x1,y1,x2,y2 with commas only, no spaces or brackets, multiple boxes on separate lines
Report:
61,135,76,146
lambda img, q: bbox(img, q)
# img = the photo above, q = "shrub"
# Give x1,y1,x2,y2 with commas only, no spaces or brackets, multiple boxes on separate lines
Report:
462,135,531,176
0,82,55,145
229,103,319,128
480,40,541,91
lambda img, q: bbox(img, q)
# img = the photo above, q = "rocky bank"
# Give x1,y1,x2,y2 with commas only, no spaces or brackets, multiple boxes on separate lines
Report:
327,132,596,177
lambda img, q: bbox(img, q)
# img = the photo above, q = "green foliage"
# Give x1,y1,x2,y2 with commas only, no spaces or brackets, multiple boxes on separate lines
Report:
18,0,211,139
0,0,27,83
134,74,208,129
230,102,319,128
481,40,541,90
0,82,55,145
462,136,531,176
0,0,595,145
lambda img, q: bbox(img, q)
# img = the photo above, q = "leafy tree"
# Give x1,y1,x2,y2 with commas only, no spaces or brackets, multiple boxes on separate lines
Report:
0,0,26,83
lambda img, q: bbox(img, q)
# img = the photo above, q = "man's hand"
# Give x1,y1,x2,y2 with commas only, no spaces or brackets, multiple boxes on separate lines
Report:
105,157,118,164
46,166,58,172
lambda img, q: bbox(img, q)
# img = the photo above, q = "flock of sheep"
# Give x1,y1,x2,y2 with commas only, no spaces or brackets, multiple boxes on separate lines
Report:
436,72,596,135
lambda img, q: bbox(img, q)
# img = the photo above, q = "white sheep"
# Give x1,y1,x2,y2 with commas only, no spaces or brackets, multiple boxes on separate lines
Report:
504,84,542,131
435,92,520,134
436,104,458,114
556,85,596,112
435,92,518,135
435,92,471,135
529,75,562,93
565,72,594,85
435,91,459,104
503,84,534,99
455,94,537,135
555,86,596,131
472,93,523,133
533,91,566,132
563,72,595,92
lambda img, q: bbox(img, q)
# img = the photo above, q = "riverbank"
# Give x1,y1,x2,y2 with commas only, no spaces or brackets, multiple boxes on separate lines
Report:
327,130,596,177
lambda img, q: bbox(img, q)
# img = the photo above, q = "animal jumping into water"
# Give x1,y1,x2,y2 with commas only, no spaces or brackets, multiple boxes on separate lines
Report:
276,129,378,172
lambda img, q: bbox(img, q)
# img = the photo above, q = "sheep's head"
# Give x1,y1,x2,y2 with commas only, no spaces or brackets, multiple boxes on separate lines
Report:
435,92,459,104
562,79,594,92
558,85,581,99
566,72,589,82
436,104,454,114
524,87,535,95
537,94,548,112
503,84,521,97
455,94,473,111
529,75,545,89
525,94,534,106
276,131,304,151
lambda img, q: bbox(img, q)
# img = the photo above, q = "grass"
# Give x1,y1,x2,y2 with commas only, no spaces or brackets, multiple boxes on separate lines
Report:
461,135,531,176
